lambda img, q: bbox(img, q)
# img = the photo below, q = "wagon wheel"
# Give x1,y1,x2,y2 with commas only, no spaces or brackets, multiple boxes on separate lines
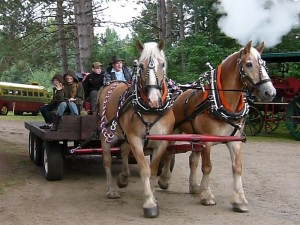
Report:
286,96,300,140
244,105,263,136
33,136,43,166
0,105,8,115
28,132,34,161
262,112,281,133
43,141,63,181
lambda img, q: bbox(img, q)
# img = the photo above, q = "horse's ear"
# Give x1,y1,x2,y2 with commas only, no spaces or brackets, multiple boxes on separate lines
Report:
158,39,165,51
256,42,265,54
243,41,252,54
136,40,144,52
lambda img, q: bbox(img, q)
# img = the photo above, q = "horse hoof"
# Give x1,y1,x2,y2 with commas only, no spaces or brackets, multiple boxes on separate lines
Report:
158,179,169,190
144,206,159,218
117,174,129,188
232,203,249,213
189,185,201,195
201,198,216,206
107,192,121,199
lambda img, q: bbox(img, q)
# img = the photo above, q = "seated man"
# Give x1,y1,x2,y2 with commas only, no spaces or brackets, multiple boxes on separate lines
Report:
105,56,133,84
39,74,64,129
51,70,84,131
82,62,107,113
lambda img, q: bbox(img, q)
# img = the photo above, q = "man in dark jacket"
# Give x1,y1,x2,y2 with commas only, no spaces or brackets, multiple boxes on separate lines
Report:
39,74,64,129
82,62,107,112
105,56,132,84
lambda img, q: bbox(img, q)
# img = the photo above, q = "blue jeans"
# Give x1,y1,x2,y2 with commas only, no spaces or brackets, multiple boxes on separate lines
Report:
56,101,79,116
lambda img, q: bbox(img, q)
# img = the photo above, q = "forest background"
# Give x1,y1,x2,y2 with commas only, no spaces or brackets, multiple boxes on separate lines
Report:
0,0,300,90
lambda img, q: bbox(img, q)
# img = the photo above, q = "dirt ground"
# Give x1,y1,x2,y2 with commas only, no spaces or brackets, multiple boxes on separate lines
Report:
0,119,299,225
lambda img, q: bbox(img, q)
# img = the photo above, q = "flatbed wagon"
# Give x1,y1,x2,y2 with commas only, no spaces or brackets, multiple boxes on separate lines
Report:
25,115,245,181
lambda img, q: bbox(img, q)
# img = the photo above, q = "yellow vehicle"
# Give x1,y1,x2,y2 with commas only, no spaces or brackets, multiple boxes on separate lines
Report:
0,81,51,115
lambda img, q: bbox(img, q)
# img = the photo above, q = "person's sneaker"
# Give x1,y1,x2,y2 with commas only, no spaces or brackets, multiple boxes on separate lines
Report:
39,124,52,129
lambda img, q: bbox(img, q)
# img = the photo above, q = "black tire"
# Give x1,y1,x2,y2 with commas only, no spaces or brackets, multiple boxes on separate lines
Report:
286,96,300,140
0,105,8,115
43,141,63,181
244,105,263,136
151,154,175,176
28,132,35,161
33,137,43,166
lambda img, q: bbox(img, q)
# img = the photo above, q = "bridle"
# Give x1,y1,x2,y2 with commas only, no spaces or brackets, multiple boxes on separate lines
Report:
138,56,165,93
238,50,271,93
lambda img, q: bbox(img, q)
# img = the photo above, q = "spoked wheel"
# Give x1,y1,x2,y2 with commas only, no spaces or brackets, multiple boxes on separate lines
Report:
262,112,281,133
286,96,300,140
43,141,63,181
244,105,263,136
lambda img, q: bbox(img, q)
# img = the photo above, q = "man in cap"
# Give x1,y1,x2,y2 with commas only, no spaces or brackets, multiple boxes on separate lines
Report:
82,62,108,113
105,55,132,84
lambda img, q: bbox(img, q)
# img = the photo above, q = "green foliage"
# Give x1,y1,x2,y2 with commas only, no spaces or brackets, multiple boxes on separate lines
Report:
92,28,138,69
166,33,239,83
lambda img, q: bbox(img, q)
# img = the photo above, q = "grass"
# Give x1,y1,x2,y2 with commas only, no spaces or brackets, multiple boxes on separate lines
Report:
0,112,44,121
246,122,298,142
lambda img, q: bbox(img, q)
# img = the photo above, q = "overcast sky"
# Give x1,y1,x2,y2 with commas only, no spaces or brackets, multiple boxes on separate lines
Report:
95,0,143,39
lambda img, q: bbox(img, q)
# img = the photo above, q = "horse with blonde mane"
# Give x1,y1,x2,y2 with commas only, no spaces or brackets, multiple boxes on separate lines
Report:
98,40,174,218
158,41,276,212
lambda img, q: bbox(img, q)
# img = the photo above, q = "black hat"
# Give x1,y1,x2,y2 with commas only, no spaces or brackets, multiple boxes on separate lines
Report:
110,55,124,65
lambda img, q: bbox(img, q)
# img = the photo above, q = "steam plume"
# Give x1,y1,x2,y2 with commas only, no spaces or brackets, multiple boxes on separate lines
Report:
215,0,300,48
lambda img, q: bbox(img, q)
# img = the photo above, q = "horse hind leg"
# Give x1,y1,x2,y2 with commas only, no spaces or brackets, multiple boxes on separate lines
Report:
227,142,248,212
117,142,131,188
101,138,121,199
158,152,174,190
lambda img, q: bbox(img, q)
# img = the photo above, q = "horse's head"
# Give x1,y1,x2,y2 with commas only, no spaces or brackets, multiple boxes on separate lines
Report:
136,39,167,108
238,41,276,102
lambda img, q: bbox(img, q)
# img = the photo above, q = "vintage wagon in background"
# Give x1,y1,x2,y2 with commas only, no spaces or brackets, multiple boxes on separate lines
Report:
244,52,300,140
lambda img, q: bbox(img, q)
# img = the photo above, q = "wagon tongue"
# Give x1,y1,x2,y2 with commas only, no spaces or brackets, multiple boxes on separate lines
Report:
145,134,246,142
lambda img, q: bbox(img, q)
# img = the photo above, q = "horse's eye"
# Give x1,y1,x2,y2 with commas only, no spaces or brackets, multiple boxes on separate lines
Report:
246,62,252,67
139,64,144,70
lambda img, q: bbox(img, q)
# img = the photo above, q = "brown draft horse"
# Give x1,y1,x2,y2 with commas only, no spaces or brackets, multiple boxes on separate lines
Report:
158,41,276,212
98,40,174,218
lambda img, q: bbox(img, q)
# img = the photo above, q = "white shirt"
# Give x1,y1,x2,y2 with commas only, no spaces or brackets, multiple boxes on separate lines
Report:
112,68,126,81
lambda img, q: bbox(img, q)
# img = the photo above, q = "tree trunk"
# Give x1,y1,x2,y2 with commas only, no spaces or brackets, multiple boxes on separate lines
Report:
166,0,173,45
73,0,94,73
56,0,68,73
157,0,166,40
179,0,185,75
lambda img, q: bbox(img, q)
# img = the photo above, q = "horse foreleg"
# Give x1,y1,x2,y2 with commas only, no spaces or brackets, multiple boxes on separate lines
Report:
227,142,248,212
117,143,131,188
130,141,159,218
101,139,121,199
198,145,216,206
